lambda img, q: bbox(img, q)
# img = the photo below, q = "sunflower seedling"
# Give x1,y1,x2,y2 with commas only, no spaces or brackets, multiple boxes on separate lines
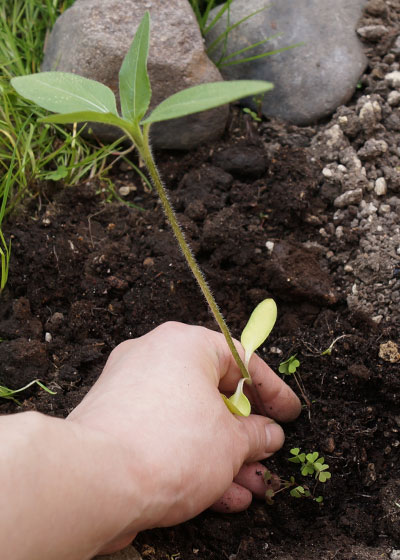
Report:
11,12,275,417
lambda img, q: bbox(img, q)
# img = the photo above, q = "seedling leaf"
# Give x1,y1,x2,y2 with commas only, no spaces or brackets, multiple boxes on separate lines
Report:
240,298,277,369
318,471,331,483
11,73,118,115
119,11,151,122
221,378,251,417
141,80,273,124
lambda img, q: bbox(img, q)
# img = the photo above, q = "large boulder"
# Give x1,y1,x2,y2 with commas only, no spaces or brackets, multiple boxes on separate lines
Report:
42,0,228,150
205,0,368,125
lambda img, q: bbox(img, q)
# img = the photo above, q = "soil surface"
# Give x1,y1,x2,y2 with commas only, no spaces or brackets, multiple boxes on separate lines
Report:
1,2,399,559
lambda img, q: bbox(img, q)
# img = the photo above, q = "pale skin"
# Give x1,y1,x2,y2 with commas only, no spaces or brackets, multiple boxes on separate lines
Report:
0,322,301,560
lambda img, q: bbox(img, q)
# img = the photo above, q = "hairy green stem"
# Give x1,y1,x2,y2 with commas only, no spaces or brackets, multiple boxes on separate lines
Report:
126,123,267,415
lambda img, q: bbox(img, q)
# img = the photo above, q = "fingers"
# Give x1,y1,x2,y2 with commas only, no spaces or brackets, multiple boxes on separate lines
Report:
204,329,301,422
210,482,252,513
236,415,285,463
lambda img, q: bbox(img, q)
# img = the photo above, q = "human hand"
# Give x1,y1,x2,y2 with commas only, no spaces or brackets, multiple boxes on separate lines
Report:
67,322,301,554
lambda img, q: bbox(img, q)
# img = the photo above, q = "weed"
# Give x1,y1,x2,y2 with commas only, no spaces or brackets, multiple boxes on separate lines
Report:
279,354,311,411
264,448,331,505
12,12,276,417
0,379,56,405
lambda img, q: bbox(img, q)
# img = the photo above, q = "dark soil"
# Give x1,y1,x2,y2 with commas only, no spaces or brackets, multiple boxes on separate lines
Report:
1,4,400,560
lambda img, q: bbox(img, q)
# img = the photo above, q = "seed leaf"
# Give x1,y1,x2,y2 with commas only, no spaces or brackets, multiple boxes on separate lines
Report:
240,298,277,369
119,11,151,122
221,378,251,417
11,72,118,115
141,80,273,124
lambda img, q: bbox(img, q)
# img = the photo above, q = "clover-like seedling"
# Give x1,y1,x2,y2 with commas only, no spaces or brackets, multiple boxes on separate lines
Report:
279,354,300,375
222,298,277,416
11,12,274,418
289,448,331,483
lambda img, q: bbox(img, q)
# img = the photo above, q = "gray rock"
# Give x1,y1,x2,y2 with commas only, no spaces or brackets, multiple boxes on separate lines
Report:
42,0,228,150
205,0,368,125
385,71,400,88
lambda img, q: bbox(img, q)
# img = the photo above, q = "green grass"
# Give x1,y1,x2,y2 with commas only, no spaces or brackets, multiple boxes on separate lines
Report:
0,0,127,207
189,0,301,69
0,0,134,291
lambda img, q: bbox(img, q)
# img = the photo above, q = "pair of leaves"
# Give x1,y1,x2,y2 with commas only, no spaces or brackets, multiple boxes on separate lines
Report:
289,448,331,483
11,11,273,133
279,354,300,375
222,298,277,416
0,380,56,405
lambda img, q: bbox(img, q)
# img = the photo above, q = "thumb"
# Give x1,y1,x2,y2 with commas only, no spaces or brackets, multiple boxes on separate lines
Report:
237,416,285,463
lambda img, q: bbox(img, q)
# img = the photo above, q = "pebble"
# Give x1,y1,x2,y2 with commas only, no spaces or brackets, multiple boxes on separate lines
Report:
379,341,400,363
45,332,52,343
374,177,387,195
357,25,388,41
265,241,275,252
390,550,400,560
388,90,400,106
385,70,400,88
334,188,363,208
358,138,388,159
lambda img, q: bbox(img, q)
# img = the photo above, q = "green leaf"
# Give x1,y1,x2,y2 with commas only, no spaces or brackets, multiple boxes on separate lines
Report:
142,80,273,124
44,165,68,181
315,495,324,503
119,11,151,122
221,378,251,417
11,72,118,115
240,298,277,369
306,452,319,463
39,111,128,130
318,471,331,483
290,448,300,456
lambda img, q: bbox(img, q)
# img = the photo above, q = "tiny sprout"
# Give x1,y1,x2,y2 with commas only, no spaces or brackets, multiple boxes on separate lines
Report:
0,379,56,405
242,107,261,122
278,355,300,375
320,334,351,356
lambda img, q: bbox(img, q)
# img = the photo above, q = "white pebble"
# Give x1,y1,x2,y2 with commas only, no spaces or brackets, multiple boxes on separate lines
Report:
265,241,275,252
374,177,387,196
385,70,400,88
322,167,333,178
118,186,131,196
388,90,400,106
45,332,52,343
372,315,383,324
344,264,353,272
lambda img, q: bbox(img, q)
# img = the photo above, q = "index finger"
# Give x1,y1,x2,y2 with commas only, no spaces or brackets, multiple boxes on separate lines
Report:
205,329,301,422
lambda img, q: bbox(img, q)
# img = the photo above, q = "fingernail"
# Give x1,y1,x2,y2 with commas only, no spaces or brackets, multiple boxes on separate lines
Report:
265,422,285,452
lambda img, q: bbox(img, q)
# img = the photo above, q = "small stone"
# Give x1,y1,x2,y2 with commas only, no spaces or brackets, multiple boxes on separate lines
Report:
385,71,400,88
45,332,52,343
365,0,386,16
335,226,344,239
118,186,131,197
270,346,283,355
334,188,363,208
322,167,333,178
357,25,388,41
379,203,391,214
379,341,400,363
390,550,400,560
374,177,387,196
143,257,155,267
344,264,353,272
388,91,400,106
358,138,388,159
348,363,371,380
265,241,275,252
